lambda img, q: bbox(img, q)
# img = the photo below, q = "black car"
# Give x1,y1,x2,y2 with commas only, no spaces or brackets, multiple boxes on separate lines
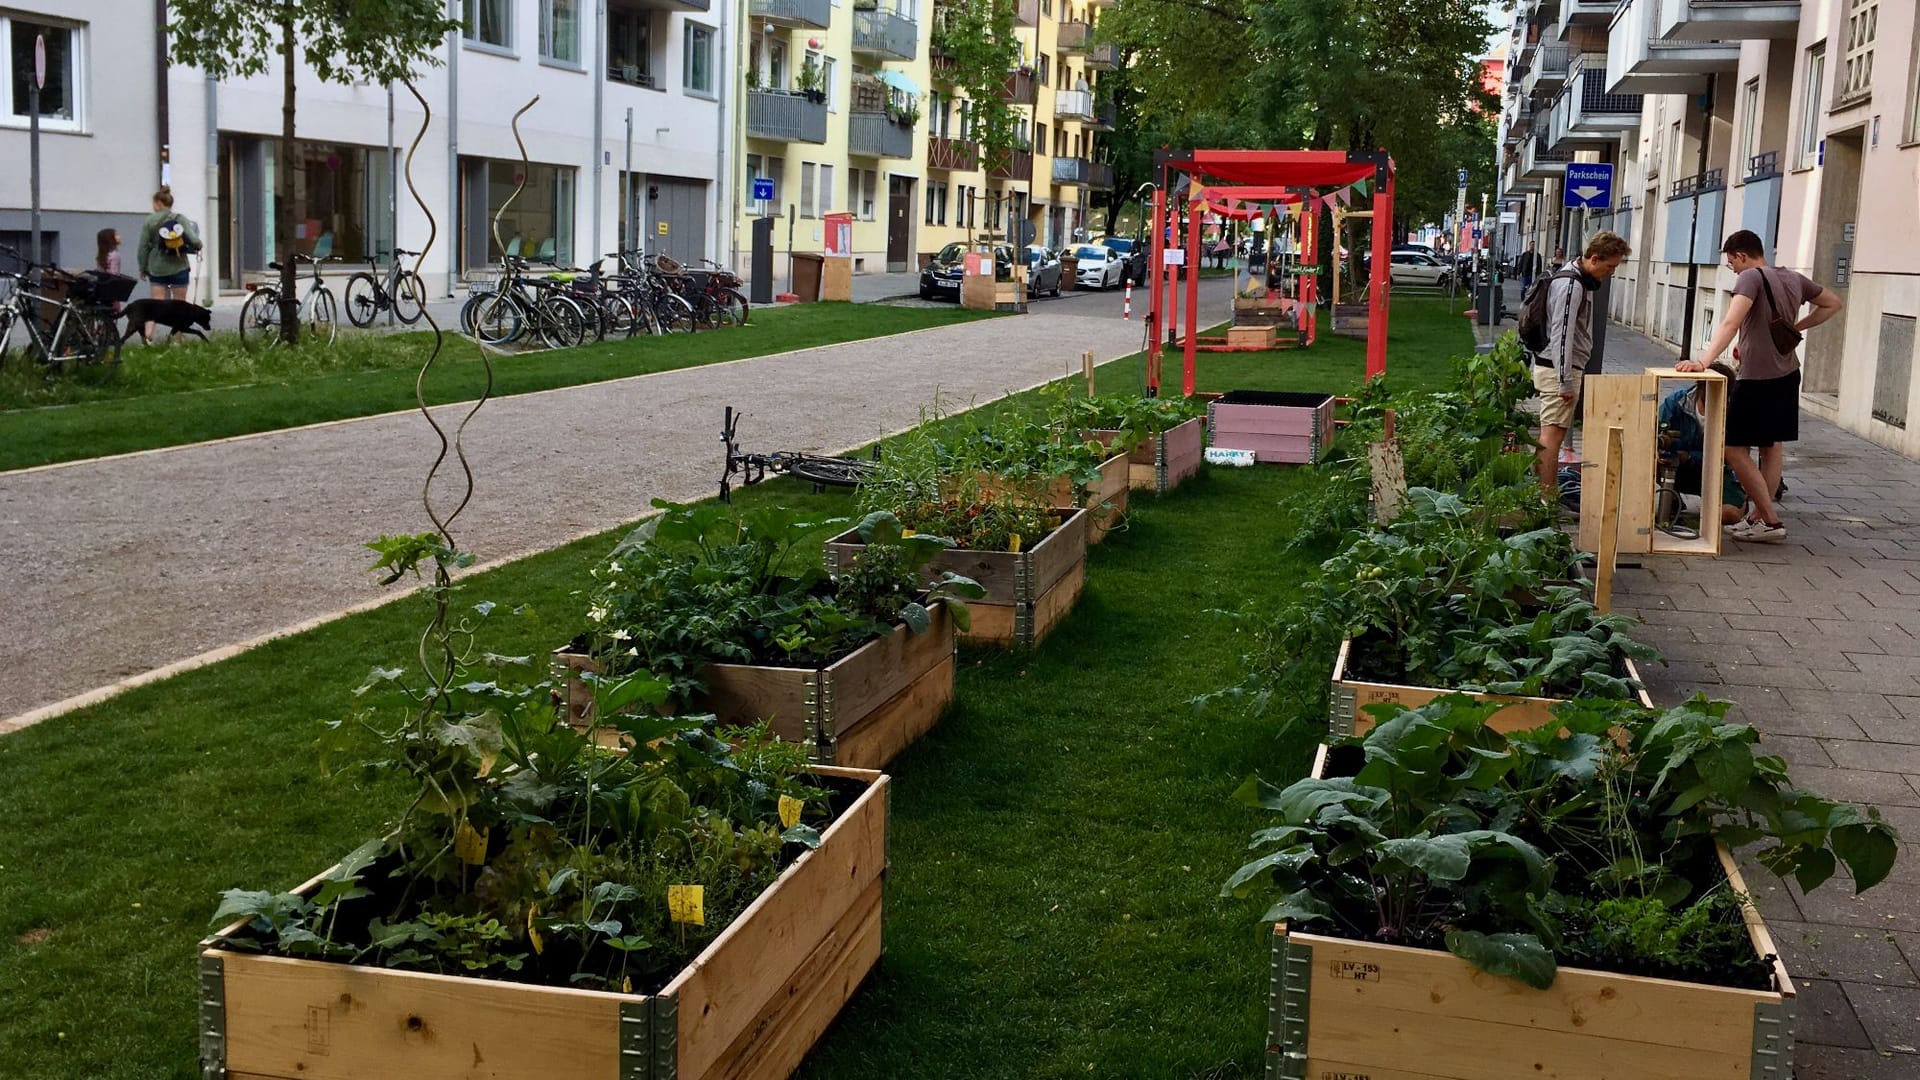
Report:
919,242,1015,302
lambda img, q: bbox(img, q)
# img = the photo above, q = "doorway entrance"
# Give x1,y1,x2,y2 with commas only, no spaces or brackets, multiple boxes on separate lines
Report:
1807,127,1863,396
887,177,912,272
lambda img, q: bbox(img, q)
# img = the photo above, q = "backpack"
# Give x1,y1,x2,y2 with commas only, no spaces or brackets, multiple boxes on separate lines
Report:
158,215,202,256
1516,268,1581,354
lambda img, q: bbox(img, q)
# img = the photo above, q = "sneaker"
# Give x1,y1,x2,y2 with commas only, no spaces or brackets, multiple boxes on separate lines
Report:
1736,520,1788,544
1775,480,1788,501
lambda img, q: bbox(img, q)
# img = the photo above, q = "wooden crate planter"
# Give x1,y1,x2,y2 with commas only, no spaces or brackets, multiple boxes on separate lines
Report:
975,451,1129,545
1225,325,1277,350
824,507,1088,649
553,605,955,769
1330,636,1656,737
1266,747,1796,1080
1207,390,1335,465
200,765,890,1080
1084,415,1205,494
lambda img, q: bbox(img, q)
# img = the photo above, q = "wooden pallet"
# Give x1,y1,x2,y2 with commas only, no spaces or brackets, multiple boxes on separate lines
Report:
200,766,891,1080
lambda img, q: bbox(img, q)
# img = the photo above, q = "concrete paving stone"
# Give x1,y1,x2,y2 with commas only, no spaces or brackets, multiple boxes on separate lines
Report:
1865,590,1920,613
1655,639,1760,665
1731,703,1872,741
1851,713,1920,746
1641,659,1725,688
1782,879,1920,933
1793,978,1878,1049
1893,933,1920,981
1759,732,1842,768
1692,624,1793,648
1743,642,1866,671
1890,697,1920,721
1815,668,1920,696
1846,653,1920,679
1716,664,1841,691
1636,609,1746,632
1727,613,1822,635
1824,738,1920,773
1757,598,1876,621
1770,922,1920,986
1866,631,1920,657
1786,767,1920,811
1841,983,1920,1056
1796,1045,1920,1079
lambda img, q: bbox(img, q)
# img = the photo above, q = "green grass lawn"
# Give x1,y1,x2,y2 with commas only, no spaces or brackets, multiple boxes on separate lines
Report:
0,304,994,472
0,299,1470,1080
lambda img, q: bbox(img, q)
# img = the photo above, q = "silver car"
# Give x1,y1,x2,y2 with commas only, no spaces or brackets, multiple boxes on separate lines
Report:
1025,245,1063,297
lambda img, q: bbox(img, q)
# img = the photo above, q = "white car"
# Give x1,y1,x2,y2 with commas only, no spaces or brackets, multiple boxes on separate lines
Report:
1388,250,1453,288
1072,244,1123,289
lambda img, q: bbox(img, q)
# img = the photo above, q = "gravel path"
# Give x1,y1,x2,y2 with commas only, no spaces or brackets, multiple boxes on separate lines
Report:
0,282,1227,726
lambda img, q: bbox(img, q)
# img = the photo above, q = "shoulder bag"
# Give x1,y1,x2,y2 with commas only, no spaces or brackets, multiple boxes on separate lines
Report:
1755,267,1804,355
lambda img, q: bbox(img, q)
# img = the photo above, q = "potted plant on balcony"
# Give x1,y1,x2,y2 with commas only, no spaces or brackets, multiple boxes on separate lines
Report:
745,65,762,92
797,56,827,103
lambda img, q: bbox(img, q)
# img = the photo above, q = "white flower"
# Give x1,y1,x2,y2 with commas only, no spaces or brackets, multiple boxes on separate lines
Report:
625,647,639,657
608,561,622,574
588,606,608,623
611,628,632,642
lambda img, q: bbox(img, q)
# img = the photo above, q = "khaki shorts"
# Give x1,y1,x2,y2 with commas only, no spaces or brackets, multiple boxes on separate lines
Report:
1532,364,1580,429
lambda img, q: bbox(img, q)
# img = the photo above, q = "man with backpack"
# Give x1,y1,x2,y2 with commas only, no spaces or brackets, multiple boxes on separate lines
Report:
137,187,202,341
1675,230,1843,543
1519,230,1632,493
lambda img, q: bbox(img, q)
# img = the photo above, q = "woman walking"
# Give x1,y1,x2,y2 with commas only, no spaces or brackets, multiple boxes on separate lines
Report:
136,188,201,342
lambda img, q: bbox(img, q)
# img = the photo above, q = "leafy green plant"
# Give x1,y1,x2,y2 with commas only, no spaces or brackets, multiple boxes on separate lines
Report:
1225,695,1899,990
1047,388,1207,454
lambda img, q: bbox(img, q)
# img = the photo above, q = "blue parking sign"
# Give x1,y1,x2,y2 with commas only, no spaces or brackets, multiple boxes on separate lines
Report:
752,177,775,202
1563,163,1614,209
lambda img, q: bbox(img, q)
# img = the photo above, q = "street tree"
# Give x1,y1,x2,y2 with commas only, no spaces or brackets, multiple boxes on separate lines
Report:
168,0,460,344
931,0,1023,235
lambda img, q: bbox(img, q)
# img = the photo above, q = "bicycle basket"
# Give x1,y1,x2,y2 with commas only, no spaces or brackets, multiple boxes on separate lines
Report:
73,270,138,306
652,253,686,276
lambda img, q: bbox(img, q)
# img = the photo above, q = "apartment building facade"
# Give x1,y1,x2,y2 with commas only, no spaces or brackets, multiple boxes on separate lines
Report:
731,0,1111,281
1499,0,1920,459
1,0,729,300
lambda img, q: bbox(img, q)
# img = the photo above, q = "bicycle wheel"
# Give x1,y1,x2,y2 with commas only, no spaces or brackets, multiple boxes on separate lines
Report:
343,272,381,328
394,272,428,325
651,293,697,334
307,287,338,345
717,289,750,327
0,311,14,370
535,295,588,350
460,292,490,337
239,288,283,348
473,292,525,345
788,456,876,489
600,293,640,339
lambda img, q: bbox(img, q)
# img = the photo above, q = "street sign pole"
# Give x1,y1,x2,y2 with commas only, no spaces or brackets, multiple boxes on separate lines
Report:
1453,167,1467,258
29,33,44,266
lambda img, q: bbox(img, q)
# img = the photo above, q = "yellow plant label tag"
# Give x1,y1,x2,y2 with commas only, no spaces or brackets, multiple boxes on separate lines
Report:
527,905,545,955
668,885,705,927
779,794,804,829
1008,533,1023,553
901,529,917,538
622,976,633,994
453,821,489,866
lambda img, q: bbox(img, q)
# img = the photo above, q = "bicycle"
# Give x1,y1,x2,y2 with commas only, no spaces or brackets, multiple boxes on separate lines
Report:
611,249,697,335
0,246,128,376
343,248,427,328
655,253,748,329
466,257,589,350
239,253,341,347
719,406,877,502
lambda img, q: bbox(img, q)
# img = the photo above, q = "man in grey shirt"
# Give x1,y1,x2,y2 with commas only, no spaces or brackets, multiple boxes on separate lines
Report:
1677,230,1843,543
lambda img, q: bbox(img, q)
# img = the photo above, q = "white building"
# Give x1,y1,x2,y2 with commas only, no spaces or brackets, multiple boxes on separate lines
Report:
1,0,734,300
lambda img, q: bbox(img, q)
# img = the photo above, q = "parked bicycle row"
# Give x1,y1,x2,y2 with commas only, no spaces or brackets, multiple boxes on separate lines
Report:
458,249,750,350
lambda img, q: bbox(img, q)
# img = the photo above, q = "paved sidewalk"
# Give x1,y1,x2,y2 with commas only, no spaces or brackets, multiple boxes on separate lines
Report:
0,283,1204,726
1601,322,1920,1077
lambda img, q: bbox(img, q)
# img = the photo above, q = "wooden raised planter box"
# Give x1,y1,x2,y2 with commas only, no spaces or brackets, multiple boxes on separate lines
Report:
1207,390,1335,465
554,605,955,769
1231,296,1293,329
200,765,890,1080
976,451,1129,545
1268,745,1796,1080
1225,325,1277,350
824,507,1088,649
1084,415,1205,494
1330,636,1656,738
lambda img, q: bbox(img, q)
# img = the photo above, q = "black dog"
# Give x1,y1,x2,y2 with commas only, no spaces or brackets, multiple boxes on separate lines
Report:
120,299,213,344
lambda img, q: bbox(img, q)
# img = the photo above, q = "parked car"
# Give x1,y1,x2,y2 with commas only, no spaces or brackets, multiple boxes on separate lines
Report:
1025,245,1063,297
1388,250,1454,288
1099,236,1146,285
919,242,1016,302
1073,244,1125,289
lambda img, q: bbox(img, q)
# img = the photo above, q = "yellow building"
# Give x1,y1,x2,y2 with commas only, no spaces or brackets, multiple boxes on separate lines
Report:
730,0,1110,286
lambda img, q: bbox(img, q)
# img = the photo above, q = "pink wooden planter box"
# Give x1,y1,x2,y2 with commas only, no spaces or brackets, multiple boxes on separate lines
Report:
1207,390,1335,464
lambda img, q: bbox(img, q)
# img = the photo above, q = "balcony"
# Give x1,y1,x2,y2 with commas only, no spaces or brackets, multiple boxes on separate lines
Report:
1054,88,1096,121
1088,161,1113,189
1655,0,1800,41
1556,0,1613,34
853,7,918,61
1002,70,1038,105
1549,55,1643,146
1662,169,1727,265
990,147,1034,182
750,0,830,27
927,135,980,171
1087,42,1119,70
1052,156,1094,185
1056,21,1092,51
849,111,916,159
1090,98,1116,130
1016,0,1038,26
1522,135,1571,180
746,91,829,143
1607,0,1740,94
1524,43,1571,93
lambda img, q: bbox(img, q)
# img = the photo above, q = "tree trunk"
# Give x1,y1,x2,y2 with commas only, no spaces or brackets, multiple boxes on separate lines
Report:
277,5,300,345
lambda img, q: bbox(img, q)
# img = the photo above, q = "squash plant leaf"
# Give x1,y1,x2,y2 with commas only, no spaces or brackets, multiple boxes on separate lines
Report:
1445,930,1557,990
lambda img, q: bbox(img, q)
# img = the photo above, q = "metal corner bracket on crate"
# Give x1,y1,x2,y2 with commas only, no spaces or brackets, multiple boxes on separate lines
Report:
1328,685,1358,738
1751,1000,1795,1080
1266,935,1312,1080
802,669,839,764
619,995,679,1080
1012,549,1040,648
198,952,226,1079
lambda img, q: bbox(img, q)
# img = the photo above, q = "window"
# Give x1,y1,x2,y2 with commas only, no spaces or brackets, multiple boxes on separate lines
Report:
1801,43,1827,167
925,183,936,225
823,57,837,110
540,0,580,64
464,158,574,269
861,170,877,220
1840,0,1877,103
684,24,715,95
5,15,82,131
1036,123,1048,157
801,163,817,218
1908,21,1920,141
819,164,835,216
609,10,654,86
770,42,788,90
464,0,512,49
746,153,764,207
1038,53,1051,86
1738,78,1759,173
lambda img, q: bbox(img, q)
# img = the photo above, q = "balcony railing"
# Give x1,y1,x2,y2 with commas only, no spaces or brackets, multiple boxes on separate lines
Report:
1002,70,1037,105
1056,21,1092,51
1662,169,1727,263
1744,149,1781,182
1655,0,1801,42
1052,156,1093,185
1669,168,1726,199
1053,88,1095,121
852,8,918,61
1087,42,1119,70
927,135,980,171
990,147,1034,181
1090,99,1116,129
746,90,829,143
750,0,830,27
849,111,916,158
1088,161,1113,188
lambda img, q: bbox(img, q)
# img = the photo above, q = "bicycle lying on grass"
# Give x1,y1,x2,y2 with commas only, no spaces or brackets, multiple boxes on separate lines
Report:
719,405,877,502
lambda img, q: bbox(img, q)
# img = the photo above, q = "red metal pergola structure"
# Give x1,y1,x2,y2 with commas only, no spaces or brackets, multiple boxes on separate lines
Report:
1148,149,1397,396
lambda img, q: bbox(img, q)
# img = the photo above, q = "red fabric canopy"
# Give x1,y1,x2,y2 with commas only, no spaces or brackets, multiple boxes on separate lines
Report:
1182,150,1389,188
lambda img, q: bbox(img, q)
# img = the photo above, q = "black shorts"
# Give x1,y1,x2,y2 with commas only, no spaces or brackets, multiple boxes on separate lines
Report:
1726,370,1800,448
